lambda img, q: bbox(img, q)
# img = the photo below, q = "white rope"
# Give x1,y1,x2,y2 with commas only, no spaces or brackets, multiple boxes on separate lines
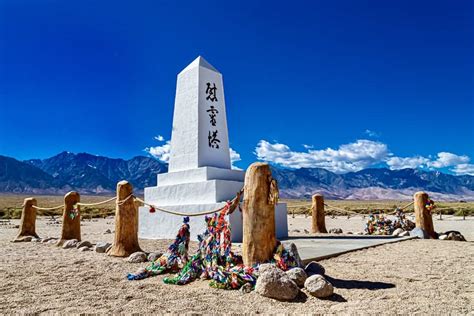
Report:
116,194,134,206
324,203,358,215
134,197,230,217
399,201,414,210
31,205,63,211
133,189,243,217
76,197,117,207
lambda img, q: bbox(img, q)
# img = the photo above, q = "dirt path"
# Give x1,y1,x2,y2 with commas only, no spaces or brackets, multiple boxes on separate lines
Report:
0,217,472,314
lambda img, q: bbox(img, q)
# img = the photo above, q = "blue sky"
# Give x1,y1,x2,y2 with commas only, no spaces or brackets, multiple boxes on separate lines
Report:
0,0,473,175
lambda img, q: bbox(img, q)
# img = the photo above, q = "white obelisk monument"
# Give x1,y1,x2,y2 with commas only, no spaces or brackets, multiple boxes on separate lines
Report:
139,56,288,241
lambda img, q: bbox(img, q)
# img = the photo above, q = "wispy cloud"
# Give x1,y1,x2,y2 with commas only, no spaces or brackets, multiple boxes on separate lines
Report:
255,139,474,176
386,156,430,170
145,141,171,163
255,139,389,173
229,147,242,170
154,135,165,142
452,164,474,176
145,137,242,169
364,129,380,138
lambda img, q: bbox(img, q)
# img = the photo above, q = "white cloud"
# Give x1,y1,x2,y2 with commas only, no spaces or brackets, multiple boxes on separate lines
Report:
429,152,469,168
154,135,165,142
255,139,389,173
386,156,430,170
229,147,242,170
256,139,474,176
452,164,474,176
145,141,171,163
145,138,242,169
386,152,473,175
364,129,379,137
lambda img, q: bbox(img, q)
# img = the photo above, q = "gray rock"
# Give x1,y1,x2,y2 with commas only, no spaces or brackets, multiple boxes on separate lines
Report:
304,274,334,298
62,239,79,249
303,229,310,234
410,227,429,239
78,246,91,252
346,231,353,235
439,234,448,240
399,231,410,237
240,282,253,294
127,252,147,263
95,242,112,253
329,228,343,234
103,229,112,234
258,263,278,275
76,241,93,248
392,228,404,236
147,252,163,262
32,237,42,242
255,265,299,300
41,237,56,243
13,236,33,242
48,239,58,244
304,261,326,276
448,232,466,241
286,267,308,287
285,242,304,268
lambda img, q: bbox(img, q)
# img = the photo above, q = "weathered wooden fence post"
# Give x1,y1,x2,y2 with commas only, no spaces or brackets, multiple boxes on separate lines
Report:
413,191,436,239
311,194,327,233
242,162,277,266
108,180,142,257
58,191,81,246
14,198,39,241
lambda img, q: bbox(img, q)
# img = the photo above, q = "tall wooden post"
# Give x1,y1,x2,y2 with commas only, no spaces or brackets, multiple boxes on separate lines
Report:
58,191,81,246
242,162,276,266
413,191,436,239
14,198,39,241
311,194,327,233
108,180,141,257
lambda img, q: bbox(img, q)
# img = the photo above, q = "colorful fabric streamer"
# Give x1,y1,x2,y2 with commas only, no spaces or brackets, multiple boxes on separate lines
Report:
127,216,190,280
366,209,416,235
127,203,299,290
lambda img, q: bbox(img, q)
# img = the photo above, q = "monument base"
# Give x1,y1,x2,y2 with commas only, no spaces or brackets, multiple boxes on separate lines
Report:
138,203,288,242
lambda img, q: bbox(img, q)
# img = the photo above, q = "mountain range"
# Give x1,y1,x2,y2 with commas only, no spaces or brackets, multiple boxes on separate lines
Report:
1,152,473,200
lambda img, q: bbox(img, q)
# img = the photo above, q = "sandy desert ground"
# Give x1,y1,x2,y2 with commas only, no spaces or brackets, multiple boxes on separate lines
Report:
0,215,473,314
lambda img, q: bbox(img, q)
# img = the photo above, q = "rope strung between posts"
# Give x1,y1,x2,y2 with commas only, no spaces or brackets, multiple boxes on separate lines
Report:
323,203,359,216
134,188,244,217
399,201,414,210
76,197,117,207
30,204,64,211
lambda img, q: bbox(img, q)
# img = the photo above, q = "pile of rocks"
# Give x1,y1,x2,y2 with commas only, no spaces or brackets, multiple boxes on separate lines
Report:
328,228,343,234
438,231,466,241
392,228,410,237
61,239,94,251
253,261,333,301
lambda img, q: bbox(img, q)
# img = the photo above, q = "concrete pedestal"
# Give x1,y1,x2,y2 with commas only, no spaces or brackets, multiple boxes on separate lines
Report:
139,202,288,242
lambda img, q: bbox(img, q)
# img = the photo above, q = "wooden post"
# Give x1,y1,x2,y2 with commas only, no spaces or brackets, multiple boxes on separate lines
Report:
413,192,436,239
242,162,277,266
311,194,327,233
58,191,81,246
108,180,141,257
14,198,39,241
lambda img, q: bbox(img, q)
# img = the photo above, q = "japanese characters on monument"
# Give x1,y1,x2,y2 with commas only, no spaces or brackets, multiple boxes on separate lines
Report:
206,82,220,149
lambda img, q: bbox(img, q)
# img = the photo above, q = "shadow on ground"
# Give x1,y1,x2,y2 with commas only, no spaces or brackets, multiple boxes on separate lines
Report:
326,276,395,290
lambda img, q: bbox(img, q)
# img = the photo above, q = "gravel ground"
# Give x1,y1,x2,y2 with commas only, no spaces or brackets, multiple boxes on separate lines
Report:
0,216,473,314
